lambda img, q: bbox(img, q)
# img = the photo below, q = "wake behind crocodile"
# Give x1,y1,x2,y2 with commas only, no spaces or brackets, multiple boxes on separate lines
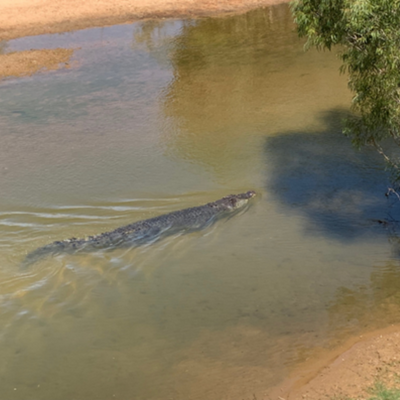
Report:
23,191,256,266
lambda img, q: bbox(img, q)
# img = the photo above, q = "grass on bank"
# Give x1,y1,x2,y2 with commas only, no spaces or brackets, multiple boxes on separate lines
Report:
342,382,400,400
367,383,400,400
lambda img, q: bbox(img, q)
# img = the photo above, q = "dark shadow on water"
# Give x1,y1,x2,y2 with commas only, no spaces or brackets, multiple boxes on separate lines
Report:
265,109,400,241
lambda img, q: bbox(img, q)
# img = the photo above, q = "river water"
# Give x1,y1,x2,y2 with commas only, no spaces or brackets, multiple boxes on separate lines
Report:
1,4,400,399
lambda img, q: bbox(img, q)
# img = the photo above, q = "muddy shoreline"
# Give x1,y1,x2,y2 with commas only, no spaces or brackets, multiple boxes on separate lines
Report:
271,324,400,399
0,0,289,80
0,0,289,42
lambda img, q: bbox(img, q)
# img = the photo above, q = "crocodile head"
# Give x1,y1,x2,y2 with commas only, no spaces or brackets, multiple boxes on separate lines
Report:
214,191,256,211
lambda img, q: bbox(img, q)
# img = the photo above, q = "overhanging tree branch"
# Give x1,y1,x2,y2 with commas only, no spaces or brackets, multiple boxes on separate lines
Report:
291,0,400,186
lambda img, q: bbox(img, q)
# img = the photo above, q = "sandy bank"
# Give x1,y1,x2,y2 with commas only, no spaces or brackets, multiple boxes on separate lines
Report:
0,0,289,80
0,49,73,79
0,0,289,42
270,324,400,400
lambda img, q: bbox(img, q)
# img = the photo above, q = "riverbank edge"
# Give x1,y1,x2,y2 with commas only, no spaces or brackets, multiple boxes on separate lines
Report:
0,0,290,80
269,323,400,399
0,0,289,42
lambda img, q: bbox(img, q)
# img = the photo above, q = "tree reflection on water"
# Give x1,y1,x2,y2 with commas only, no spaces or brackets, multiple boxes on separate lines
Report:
161,5,304,175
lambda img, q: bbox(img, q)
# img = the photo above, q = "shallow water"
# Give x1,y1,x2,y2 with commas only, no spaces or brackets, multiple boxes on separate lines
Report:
1,4,400,399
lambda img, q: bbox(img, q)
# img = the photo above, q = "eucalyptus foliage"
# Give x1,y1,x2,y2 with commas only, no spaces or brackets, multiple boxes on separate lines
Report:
291,0,400,181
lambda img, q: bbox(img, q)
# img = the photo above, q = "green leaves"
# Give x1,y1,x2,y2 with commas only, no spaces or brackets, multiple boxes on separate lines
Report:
291,0,400,183
291,0,347,49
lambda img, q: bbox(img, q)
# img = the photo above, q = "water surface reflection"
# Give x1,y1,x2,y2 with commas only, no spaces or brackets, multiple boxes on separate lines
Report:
162,5,346,180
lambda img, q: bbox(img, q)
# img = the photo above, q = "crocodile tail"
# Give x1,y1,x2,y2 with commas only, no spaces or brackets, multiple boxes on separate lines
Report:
21,241,67,267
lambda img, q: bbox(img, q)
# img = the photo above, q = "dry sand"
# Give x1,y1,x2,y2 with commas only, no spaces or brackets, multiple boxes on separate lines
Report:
1,0,400,398
270,325,400,400
0,0,288,80
0,0,288,41
0,49,73,79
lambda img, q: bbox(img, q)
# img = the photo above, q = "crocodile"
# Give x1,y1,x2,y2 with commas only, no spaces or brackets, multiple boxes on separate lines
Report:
23,191,256,266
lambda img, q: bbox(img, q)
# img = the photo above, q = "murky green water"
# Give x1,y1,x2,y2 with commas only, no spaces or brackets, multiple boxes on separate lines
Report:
1,4,400,399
